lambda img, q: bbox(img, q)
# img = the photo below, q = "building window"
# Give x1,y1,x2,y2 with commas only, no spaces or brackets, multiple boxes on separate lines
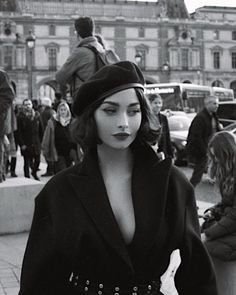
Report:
212,80,224,87
49,24,56,36
232,52,236,69
16,46,25,69
213,52,220,69
138,27,145,38
213,30,219,40
3,45,13,70
136,49,146,70
232,31,236,40
48,47,57,70
181,48,189,70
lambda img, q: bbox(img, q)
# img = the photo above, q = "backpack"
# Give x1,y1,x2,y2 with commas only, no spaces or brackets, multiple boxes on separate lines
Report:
75,45,120,82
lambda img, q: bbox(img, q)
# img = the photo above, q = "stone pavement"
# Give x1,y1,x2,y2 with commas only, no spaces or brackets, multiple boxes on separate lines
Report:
0,154,214,295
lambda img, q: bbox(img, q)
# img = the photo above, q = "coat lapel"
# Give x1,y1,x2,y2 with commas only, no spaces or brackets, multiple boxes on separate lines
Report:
67,150,133,271
131,143,172,254
67,144,172,271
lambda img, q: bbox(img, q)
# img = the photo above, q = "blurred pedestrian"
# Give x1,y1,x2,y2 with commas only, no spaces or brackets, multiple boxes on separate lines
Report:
186,94,222,187
56,16,105,98
17,99,43,180
19,61,217,295
40,97,55,176
0,69,15,182
148,93,173,160
42,101,76,174
201,131,236,261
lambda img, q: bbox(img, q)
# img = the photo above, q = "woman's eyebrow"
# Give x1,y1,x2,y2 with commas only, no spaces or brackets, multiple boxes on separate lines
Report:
102,102,140,107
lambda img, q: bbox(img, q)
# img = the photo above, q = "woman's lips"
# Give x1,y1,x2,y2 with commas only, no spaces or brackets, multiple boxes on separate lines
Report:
113,133,130,140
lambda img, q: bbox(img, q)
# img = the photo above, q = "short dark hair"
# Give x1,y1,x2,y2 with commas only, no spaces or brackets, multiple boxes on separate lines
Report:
74,16,94,38
71,89,160,152
147,93,162,103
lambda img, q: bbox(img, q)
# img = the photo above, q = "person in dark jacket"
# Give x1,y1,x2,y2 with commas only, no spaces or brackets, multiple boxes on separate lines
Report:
19,61,218,295
186,94,222,187
148,93,173,160
40,97,55,177
201,131,236,261
17,99,43,180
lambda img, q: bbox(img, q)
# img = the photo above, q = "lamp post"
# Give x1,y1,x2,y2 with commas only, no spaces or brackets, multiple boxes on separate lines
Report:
26,30,36,100
197,70,201,85
161,61,170,82
135,52,142,66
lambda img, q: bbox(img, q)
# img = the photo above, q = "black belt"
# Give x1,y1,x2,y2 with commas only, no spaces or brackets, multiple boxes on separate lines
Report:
69,272,162,295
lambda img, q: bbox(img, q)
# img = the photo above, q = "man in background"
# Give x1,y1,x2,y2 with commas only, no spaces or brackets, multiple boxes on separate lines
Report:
186,94,222,187
55,16,104,99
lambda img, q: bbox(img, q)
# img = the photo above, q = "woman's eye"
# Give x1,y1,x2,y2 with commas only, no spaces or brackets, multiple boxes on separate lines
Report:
128,109,141,115
103,108,116,114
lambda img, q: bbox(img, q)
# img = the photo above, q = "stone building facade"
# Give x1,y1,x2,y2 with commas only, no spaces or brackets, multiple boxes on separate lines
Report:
1,0,236,102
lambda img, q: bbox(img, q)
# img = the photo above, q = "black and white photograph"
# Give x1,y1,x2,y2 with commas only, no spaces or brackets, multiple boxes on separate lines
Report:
0,0,236,294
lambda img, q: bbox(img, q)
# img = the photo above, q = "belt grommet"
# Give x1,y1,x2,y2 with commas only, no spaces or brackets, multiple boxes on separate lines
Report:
114,293,119,295
115,287,120,291
148,284,152,290
99,283,104,289
98,291,103,295
86,280,90,285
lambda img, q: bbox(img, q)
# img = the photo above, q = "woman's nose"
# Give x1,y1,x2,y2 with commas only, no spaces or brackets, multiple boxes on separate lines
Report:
117,113,129,129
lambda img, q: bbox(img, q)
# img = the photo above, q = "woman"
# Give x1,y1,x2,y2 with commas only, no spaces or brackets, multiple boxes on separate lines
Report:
148,93,173,160
201,131,236,261
42,101,77,173
19,61,217,295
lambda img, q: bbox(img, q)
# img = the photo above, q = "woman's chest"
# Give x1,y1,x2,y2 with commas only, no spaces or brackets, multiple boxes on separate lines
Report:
104,175,135,245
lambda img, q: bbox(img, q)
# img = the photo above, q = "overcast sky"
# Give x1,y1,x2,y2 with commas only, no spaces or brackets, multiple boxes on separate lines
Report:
133,0,235,14
184,0,236,13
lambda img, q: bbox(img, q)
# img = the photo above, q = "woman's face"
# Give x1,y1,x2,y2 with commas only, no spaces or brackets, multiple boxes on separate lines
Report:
94,88,142,150
150,97,163,115
59,105,68,118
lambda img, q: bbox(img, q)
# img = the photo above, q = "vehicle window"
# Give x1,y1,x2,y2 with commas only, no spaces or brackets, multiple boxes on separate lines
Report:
217,104,236,120
168,116,191,131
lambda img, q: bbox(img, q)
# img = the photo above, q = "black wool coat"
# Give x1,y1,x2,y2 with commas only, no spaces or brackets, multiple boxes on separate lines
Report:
186,108,221,160
19,143,218,295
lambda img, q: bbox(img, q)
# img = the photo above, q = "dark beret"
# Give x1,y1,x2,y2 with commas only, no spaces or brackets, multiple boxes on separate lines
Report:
73,61,145,116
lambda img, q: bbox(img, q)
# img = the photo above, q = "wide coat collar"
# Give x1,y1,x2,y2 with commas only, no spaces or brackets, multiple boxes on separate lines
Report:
67,142,172,272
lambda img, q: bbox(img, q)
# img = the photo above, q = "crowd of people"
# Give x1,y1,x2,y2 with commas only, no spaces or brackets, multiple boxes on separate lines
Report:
0,80,81,182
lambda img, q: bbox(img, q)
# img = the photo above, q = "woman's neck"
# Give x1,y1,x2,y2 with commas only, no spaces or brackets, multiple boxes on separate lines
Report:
97,145,133,174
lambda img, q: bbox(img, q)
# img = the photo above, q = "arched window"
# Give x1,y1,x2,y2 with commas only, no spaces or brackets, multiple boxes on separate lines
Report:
212,80,224,87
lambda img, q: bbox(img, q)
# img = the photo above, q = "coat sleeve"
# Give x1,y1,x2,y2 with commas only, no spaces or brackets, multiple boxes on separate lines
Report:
204,205,236,239
186,115,207,158
174,184,218,295
18,192,56,295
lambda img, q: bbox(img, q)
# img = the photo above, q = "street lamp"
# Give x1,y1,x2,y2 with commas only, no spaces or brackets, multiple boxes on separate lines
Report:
197,70,201,85
135,52,142,65
26,30,36,100
161,61,170,82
